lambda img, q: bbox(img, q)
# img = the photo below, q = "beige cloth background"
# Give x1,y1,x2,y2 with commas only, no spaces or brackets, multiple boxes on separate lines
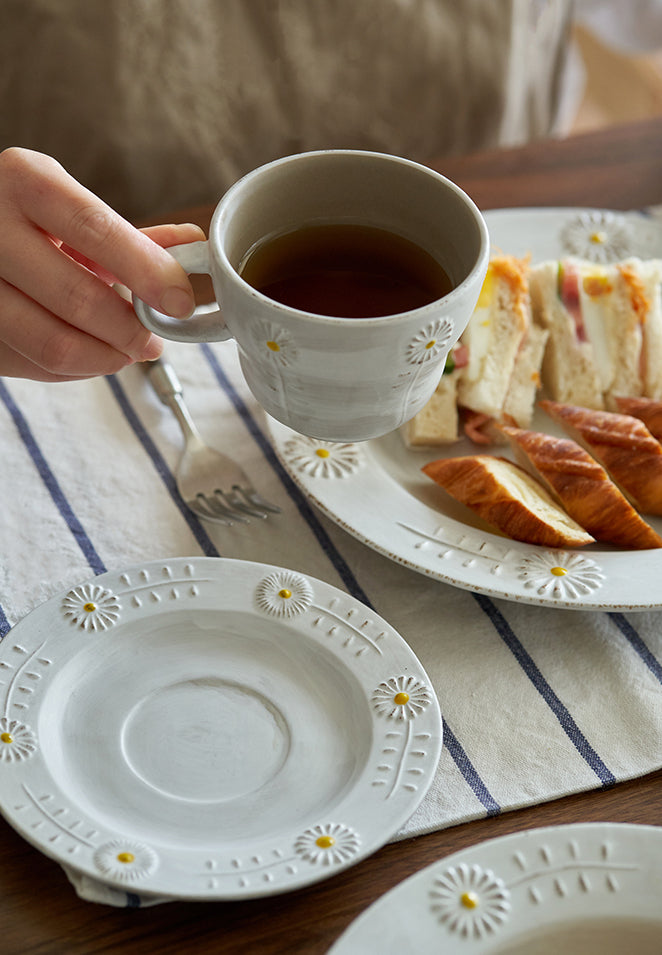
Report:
1,0,573,221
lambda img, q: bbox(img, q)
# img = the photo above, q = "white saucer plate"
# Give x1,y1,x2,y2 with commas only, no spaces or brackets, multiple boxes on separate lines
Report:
329,822,662,954
266,208,662,611
0,558,442,900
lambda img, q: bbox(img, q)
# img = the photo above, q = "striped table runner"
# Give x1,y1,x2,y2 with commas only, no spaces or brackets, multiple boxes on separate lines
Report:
2,339,662,905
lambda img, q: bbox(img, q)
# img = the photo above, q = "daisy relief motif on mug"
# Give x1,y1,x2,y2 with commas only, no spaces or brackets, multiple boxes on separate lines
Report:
405,318,454,366
517,551,605,600
61,584,121,631
258,321,298,367
254,570,314,618
401,317,454,425
559,211,633,263
294,823,361,866
282,435,363,479
430,862,511,938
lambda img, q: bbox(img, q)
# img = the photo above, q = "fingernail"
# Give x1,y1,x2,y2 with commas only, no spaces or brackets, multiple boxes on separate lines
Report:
140,334,164,361
181,223,206,238
160,287,195,319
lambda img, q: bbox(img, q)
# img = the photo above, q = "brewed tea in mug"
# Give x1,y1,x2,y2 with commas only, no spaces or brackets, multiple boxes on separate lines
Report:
133,149,489,441
239,223,454,318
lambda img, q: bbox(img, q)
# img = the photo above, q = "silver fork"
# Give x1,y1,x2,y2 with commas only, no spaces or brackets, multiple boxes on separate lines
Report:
147,358,281,525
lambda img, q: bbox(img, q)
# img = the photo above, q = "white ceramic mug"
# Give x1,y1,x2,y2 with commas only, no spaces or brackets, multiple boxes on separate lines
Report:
133,150,489,442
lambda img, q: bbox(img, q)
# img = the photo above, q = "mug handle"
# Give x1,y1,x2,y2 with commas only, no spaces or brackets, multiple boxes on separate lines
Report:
132,241,232,343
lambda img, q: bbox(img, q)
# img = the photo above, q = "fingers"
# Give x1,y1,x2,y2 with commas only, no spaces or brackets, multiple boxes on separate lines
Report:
3,225,166,363
61,223,206,286
0,276,139,381
1,148,199,318
140,222,208,248
0,344,98,383
0,148,208,382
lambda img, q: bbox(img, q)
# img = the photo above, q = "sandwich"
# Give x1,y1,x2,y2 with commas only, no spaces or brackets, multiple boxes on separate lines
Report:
619,259,662,399
500,323,549,428
540,399,662,516
403,255,662,451
529,259,603,409
499,424,662,549
422,455,594,548
402,344,467,446
456,254,532,425
404,254,546,447
530,257,662,409
458,322,550,444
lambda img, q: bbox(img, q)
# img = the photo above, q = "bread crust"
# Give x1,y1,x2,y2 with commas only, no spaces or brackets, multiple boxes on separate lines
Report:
619,259,662,399
499,425,662,549
422,455,594,547
457,256,529,417
540,400,662,516
615,396,662,443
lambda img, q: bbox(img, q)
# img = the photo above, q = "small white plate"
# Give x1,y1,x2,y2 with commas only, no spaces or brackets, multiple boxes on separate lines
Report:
329,822,662,954
0,558,442,900
266,208,662,611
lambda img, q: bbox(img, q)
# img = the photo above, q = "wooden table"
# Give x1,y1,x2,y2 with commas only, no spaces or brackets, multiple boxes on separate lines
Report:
3,117,662,955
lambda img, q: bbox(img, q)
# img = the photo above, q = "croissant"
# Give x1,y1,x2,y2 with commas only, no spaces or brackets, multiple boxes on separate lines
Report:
614,396,662,443
499,425,662,549
422,455,594,547
540,400,662,516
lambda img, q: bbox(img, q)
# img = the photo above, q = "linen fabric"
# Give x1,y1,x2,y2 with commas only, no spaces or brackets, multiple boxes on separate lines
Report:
1,329,662,905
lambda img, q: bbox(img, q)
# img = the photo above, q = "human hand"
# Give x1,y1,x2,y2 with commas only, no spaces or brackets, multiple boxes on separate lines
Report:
0,147,205,381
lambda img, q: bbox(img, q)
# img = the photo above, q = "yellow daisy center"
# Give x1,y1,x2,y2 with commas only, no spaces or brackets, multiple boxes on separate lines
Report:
550,567,568,577
589,231,606,244
83,602,96,612
1,732,13,744
393,692,410,706
316,835,336,849
425,339,436,349
266,340,280,352
315,448,330,458
460,891,479,909
279,588,292,599
117,852,135,864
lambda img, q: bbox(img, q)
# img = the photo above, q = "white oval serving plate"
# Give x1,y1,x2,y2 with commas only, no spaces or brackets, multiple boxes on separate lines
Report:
265,208,662,611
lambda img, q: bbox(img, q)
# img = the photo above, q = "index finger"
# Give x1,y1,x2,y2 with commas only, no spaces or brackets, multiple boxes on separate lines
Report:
8,149,197,318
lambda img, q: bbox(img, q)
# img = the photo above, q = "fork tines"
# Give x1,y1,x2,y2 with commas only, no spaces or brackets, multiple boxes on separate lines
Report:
189,486,281,526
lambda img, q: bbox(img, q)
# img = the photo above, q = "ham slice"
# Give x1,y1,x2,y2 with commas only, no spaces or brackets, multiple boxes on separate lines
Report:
558,261,587,342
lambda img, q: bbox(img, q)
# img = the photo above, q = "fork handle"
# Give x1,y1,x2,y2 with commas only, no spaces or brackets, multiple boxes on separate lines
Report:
148,357,184,402
147,358,202,442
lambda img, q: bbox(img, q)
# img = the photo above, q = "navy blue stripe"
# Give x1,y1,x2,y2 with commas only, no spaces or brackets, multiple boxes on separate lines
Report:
105,376,220,558
442,722,500,815
199,345,502,807
0,379,105,575
0,604,10,639
608,612,662,685
124,892,141,908
473,593,616,786
199,344,372,606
